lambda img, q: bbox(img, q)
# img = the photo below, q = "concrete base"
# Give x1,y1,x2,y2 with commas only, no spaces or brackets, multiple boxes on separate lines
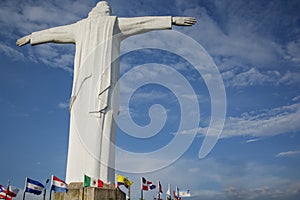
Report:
53,183,126,200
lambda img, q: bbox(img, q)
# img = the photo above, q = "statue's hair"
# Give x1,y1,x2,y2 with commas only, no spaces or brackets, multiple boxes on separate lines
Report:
88,1,112,17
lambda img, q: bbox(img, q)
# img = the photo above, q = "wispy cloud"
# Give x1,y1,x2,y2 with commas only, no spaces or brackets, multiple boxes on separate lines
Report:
221,102,300,138
58,102,70,109
222,68,279,88
285,39,300,64
222,68,300,88
28,44,75,73
244,138,263,143
0,0,85,72
276,150,300,158
174,0,300,89
175,101,300,139
292,95,300,102
0,43,25,61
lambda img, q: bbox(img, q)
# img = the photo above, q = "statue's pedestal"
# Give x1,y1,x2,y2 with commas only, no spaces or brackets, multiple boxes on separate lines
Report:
53,182,126,200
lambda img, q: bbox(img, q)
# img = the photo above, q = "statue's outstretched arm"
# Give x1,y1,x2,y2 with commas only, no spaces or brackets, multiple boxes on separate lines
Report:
16,35,31,47
172,17,197,26
16,24,75,47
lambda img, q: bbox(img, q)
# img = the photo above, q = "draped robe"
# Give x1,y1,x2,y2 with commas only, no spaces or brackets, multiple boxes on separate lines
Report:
30,15,172,183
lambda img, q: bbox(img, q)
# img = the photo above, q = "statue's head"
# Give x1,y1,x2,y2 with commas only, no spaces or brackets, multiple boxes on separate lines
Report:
88,1,112,17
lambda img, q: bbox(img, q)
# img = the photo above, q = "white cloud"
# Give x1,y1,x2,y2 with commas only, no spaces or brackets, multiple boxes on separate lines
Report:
245,138,263,143
27,44,74,73
292,95,300,102
276,151,300,158
0,0,83,72
172,0,300,89
174,101,300,139
221,67,300,87
278,71,300,85
222,68,276,87
285,39,300,64
0,43,25,61
183,4,283,69
58,102,70,109
221,102,300,138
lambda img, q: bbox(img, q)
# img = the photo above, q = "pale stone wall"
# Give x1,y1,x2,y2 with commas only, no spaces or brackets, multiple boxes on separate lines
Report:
52,183,126,200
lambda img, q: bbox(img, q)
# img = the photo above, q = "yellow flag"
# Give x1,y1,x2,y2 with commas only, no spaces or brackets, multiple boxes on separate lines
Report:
117,174,133,188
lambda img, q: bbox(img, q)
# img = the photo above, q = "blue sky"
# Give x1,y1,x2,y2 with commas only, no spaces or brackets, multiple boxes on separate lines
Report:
1,0,300,199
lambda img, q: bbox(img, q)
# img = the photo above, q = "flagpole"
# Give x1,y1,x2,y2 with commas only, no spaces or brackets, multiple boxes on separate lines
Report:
43,179,50,200
22,191,26,200
128,186,130,200
158,191,160,200
5,180,10,200
23,177,27,200
157,181,160,200
49,175,53,200
82,186,85,200
48,190,52,200
140,177,143,200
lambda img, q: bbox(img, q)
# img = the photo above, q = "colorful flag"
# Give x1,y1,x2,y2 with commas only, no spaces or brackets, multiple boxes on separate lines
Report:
179,189,191,197
117,174,133,189
7,185,19,197
173,190,177,200
173,187,181,200
141,177,156,191
0,185,12,200
24,178,44,195
51,175,68,193
84,175,103,188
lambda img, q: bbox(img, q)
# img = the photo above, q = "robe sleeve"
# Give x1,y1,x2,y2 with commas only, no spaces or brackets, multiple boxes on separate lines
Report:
30,23,76,45
118,16,172,39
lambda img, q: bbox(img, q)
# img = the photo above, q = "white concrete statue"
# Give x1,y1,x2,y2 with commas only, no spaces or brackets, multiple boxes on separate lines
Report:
16,1,196,184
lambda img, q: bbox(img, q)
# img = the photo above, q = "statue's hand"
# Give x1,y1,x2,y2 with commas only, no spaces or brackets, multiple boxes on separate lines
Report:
172,17,197,26
16,35,31,46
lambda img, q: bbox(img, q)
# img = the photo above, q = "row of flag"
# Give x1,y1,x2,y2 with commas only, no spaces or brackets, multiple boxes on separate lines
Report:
0,176,67,200
0,173,112,200
140,177,191,200
24,176,68,195
23,174,105,196
1,174,191,200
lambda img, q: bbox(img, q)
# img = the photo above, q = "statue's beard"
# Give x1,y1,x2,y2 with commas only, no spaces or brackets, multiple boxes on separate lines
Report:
100,11,111,16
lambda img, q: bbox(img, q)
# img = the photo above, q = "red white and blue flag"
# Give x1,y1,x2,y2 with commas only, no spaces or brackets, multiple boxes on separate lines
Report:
0,185,12,200
0,184,19,198
141,177,156,191
51,175,68,193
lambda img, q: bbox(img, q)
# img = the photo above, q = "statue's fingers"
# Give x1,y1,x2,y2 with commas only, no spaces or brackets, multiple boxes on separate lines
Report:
16,39,22,46
183,18,196,26
186,18,197,24
16,36,30,46
184,20,196,26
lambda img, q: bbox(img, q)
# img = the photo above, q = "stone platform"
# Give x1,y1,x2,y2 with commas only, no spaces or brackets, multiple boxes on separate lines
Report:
53,183,126,200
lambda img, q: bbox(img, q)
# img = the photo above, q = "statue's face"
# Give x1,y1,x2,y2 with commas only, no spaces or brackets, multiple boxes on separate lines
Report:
97,1,112,16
